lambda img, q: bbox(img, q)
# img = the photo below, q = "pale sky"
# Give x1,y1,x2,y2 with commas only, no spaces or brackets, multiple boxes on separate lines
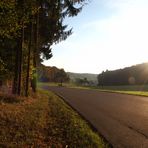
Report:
43,0,148,74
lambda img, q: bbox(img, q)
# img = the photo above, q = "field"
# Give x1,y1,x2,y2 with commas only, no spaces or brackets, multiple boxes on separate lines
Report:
0,89,107,147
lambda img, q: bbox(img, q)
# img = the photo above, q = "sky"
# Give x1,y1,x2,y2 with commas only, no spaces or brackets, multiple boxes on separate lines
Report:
43,0,148,74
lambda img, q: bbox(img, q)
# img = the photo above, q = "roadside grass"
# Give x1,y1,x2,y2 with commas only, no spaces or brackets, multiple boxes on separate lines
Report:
43,90,108,147
69,86,148,97
95,85,148,97
97,85,148,91
100,90,148,97
0,90,108,147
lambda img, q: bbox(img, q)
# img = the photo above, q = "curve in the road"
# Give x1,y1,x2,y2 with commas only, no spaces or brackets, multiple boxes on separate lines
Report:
45,86,148,148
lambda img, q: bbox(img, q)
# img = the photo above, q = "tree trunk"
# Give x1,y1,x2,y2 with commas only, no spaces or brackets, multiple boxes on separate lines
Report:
12,0,24,95
31,12,39,93
25,22,32,97
17,38,22,95
12,45,19,94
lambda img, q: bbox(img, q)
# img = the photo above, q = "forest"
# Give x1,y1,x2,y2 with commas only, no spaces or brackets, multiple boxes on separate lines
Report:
98,62,148,86
38,64,69,83
0,0,87,96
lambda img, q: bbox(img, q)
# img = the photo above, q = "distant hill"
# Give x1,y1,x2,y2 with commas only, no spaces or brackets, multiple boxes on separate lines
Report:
67,72,98,83
98,62,148,86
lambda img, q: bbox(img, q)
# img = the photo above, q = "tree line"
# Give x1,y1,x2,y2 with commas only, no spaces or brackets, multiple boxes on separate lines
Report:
98,63,148,86
0,0,87,96
38,64,69,85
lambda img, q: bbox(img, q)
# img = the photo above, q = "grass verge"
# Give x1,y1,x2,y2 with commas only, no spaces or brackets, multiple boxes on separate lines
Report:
75,87,148,97
99,90,148,97
0,90,108,147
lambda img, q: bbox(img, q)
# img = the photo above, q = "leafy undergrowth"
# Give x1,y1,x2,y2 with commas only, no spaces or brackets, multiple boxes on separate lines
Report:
0,90,108,147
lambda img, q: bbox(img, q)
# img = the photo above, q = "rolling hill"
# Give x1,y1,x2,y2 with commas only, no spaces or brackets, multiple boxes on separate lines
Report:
67,72,98,83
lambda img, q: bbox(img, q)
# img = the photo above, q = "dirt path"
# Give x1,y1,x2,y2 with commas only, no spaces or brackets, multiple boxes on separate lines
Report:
44,86,148,148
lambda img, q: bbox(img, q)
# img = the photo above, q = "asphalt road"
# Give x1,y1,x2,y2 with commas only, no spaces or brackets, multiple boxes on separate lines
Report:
45,86,148,148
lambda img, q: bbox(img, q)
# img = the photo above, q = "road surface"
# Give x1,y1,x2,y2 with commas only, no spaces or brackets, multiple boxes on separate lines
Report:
45,86,148,148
